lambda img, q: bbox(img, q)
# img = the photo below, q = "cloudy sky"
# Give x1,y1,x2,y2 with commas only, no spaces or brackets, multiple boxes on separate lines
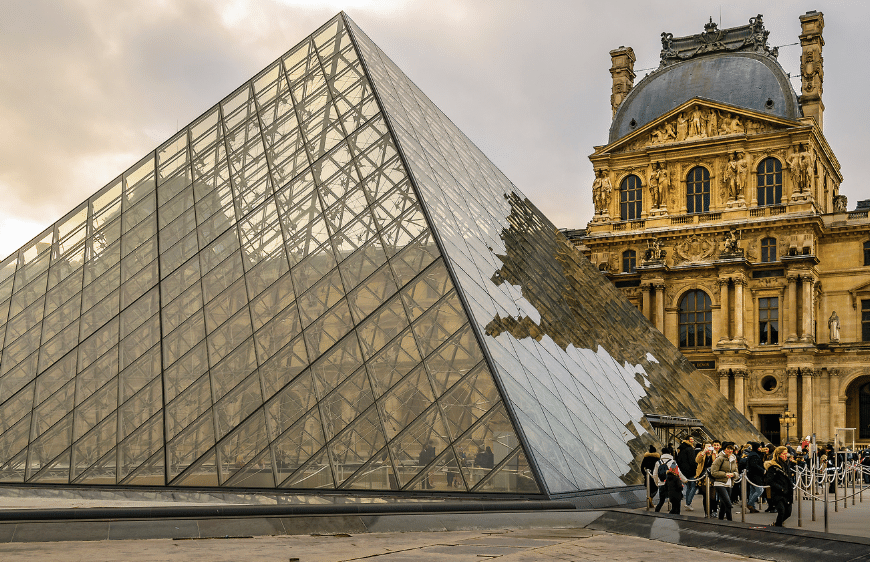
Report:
1,0,867,260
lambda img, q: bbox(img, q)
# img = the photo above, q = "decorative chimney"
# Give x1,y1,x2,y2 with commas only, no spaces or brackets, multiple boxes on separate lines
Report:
609,46,636,117
799,11,824,130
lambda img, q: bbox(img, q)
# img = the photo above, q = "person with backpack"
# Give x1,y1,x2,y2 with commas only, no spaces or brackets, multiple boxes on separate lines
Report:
743,442,765,513
711,441,739,520
653,446,686,513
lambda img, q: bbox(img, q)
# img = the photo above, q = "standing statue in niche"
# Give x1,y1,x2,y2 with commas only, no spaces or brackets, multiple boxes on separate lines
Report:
788,143,815,195
648,163,662,208
723,152,739,201
735,151,749,200
828,311,840,343
658,163,671,204
591,169,613,215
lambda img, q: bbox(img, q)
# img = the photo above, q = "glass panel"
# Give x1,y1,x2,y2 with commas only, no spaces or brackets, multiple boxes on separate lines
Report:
210,337,257,401
356,296,409,360
338,237,388,291
281,446,334,489
167,410,215,482
424,324,484,394
217,409,270,485
342,447,397,490
259,336,309,400
410,290,465,357
164,340,208,403
319,367,374,441
376,364,434,440
207,307,253,367
454,404,518,489
73,377,117,440
297,269,345,328
310,333,362,398
71,412,117,481
388,407,450,488
121,447,165,486
473,448,540,493
399,259,452,321
213,371,263,439
302,299,353,360
404,447,464,492
27,413,73,482
347,262,398,323
173,448,219,487
117,376,162,443
254,301,302,364
366,327,421,398
439,363,499,438
248,270,296,331
326,407,385,487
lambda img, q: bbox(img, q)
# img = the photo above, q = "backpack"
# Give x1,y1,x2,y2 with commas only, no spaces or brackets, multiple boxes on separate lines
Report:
657,459,671,482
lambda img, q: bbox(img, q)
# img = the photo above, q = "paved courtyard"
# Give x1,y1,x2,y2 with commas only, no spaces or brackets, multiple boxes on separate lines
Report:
0,528,758,562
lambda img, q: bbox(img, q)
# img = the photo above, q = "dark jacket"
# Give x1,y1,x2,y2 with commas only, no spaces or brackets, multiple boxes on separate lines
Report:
666,469,683,501
764,459,794,504
676,442,698,479
641,451,660,479
744,450,765,487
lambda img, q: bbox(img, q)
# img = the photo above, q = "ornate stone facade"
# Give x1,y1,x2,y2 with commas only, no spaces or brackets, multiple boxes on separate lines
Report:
574,11,870,446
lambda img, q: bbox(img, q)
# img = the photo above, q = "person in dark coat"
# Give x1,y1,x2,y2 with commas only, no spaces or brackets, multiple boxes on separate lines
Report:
743,442,765,513
765,446,794,527
675,437,698,511
665,463,684,514
640,446,661,507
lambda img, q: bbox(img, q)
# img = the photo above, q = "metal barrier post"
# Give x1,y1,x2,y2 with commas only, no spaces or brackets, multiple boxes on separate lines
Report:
812,466,817,521
824,478,829,533
645,470,650,512
797,468,802,528
740,469,747,523
705,473,711,519
852,463,857,506
834,469,838,513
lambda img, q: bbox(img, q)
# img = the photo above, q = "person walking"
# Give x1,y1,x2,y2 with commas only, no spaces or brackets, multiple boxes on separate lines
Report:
711,441,739,521
676,437,698,511
743,442,765,513
695,443,717,516
765,446,794,527
653,446,685,512
641,445,660,507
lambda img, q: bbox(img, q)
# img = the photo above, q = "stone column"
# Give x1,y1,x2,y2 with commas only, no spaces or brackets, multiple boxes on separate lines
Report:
717,279,730,344
786,274,799,342
820,369,830,441
787,368,799,423
829,369,840,439
655,283,665,331
800,274,815,342
733,369,746,415
719,370,730,401
641,284,652,322
733,278,746,343
801,368,815,438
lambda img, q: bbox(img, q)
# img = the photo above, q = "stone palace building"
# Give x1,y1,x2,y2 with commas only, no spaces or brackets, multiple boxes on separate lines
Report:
573,11,870,446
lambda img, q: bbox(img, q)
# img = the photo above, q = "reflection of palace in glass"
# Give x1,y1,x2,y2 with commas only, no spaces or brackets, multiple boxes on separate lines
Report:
0,12,759,498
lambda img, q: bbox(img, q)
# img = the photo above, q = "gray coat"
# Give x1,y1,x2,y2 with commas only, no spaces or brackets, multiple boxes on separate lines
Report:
710,452,738,487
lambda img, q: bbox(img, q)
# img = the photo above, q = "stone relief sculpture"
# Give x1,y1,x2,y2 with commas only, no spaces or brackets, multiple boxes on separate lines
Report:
674,235,715,264
622,106,774,153
721,151,747,206
591,169,613,216
735,151,749,198
833,194,848,212
828,311,840,343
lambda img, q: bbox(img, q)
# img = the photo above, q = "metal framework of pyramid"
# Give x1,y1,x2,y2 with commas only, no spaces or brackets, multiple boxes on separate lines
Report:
0,13,760,497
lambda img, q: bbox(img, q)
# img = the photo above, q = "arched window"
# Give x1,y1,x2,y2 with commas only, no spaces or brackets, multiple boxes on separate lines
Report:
761,237,777,263
757,158,782,206
864,241,870,266
679,290,712,349
686,166,710,213
620,175,642,220
622,250,636,273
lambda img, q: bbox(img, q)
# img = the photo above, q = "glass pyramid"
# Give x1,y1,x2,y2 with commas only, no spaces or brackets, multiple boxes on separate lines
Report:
0,13,760,496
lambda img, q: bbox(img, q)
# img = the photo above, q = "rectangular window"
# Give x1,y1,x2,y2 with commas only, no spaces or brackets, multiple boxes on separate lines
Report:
759,297,779,345
863,300,870,342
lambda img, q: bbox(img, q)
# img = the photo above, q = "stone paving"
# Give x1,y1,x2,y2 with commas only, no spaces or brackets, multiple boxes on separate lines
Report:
669,485,870,538
0,528,756,561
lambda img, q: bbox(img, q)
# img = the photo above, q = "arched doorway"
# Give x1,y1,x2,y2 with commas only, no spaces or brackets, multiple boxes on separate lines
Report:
861,382,870,440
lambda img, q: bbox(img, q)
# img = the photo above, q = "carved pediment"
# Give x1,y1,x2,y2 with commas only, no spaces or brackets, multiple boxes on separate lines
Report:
601,99,795,155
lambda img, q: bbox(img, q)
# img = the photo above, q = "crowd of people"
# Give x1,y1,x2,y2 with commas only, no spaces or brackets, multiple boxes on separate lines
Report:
641,436,870,528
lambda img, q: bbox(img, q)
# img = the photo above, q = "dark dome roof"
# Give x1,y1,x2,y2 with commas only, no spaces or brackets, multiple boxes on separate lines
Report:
609,52,800,143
